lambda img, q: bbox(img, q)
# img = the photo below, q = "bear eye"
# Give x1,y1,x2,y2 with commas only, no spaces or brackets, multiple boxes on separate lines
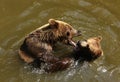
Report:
66,32,70,36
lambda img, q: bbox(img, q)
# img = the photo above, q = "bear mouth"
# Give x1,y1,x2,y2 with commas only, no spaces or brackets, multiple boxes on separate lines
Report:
68,40,76,47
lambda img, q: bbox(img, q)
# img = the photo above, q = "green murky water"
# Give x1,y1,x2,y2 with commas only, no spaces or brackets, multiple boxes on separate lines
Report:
0,0,120,82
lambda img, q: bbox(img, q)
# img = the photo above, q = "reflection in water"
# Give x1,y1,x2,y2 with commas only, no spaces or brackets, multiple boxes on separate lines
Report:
0,0,120,82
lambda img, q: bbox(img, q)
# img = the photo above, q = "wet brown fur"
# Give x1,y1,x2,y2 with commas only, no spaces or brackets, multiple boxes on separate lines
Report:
19,19,79,63
73,36,103,62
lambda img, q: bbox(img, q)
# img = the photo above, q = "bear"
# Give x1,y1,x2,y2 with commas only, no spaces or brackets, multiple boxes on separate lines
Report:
28,36,103,72
18,18,81,64
73,36,103,62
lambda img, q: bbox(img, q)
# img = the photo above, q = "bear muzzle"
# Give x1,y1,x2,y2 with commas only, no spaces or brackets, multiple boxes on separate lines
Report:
74,30,82,37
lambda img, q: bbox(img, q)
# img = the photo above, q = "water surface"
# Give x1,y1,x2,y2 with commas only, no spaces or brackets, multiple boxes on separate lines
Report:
0,0,120,82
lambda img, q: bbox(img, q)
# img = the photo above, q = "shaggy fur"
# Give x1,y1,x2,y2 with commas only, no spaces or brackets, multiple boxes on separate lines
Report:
19,19,80,63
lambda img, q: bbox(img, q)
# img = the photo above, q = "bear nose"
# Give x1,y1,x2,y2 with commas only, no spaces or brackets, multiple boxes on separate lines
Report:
76,30,82,36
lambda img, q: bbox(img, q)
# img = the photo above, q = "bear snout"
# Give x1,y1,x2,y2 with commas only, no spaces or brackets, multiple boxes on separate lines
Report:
73,30,81,37
76,30,82,36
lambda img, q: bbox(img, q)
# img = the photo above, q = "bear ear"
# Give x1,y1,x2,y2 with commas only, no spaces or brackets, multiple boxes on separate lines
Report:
97,36,102,41
48,19,58,26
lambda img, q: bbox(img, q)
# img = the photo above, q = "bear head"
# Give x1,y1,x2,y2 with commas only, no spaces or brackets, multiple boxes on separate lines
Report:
74,36,103,61
48,19,81,46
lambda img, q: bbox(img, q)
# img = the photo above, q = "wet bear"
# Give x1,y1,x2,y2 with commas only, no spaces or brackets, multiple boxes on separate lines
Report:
73,36,103,62
19,19,80,64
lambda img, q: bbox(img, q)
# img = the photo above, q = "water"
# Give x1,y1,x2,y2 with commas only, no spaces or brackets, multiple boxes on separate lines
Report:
0,0,120,82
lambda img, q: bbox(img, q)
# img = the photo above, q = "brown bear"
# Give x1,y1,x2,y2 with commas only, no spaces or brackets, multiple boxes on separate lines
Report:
73,36,103,61
42,36,103,72
19,19,81,64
